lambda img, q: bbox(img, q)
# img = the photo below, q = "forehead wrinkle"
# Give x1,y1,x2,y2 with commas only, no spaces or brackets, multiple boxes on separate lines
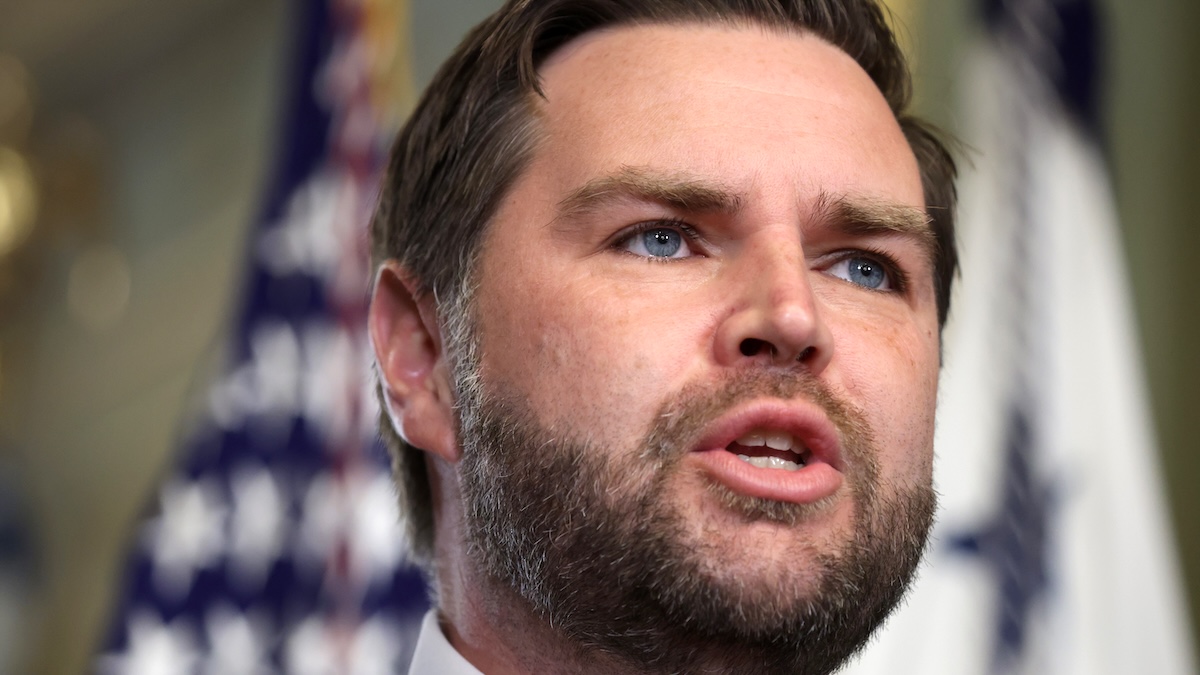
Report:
555,165,744,223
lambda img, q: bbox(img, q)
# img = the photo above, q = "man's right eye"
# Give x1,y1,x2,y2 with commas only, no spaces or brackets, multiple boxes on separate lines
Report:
617,223,699,260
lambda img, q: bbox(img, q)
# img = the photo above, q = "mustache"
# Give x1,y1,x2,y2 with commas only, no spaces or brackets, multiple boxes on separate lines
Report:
640,369,874,469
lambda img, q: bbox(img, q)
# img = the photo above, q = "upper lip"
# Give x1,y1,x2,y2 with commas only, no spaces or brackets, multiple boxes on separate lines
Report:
689,399,845,472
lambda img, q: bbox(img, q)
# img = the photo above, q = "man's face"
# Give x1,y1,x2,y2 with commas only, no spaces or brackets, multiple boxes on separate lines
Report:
454,23,940,672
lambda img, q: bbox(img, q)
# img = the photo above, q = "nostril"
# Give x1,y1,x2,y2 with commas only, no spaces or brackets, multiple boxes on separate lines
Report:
739,339,816,362
740,338,768,357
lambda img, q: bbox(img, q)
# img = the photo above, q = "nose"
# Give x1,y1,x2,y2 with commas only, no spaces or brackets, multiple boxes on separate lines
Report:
714,242,833,373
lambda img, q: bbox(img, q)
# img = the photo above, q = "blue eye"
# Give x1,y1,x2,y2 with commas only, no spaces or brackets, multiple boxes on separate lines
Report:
828,255,892,290
621,225,695,259
643,229,681,256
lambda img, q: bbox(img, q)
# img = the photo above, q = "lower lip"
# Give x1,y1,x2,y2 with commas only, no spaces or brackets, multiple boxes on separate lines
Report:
689,449,844,505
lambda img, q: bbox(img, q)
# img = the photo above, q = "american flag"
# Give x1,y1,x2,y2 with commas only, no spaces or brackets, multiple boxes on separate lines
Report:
96,1,429,672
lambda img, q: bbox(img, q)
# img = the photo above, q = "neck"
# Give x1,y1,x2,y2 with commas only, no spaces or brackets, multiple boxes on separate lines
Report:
436,552,636,674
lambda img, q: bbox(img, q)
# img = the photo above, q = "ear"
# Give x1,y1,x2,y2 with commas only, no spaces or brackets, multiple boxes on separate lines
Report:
369,261,460,463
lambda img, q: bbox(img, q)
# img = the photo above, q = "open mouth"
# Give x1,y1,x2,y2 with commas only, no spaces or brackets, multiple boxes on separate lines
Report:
686,404,845,506
727,430,812,471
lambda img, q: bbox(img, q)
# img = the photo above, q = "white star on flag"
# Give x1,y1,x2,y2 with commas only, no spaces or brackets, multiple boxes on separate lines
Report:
209,322,302,433
257,171,341,281
98,611,199,675
145,479,227,600
227,465,289,591
202,604,273,675
283,616,338,675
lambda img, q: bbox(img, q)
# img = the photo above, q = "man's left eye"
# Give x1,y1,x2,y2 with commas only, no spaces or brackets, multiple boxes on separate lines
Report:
620,226,696,259
826,255,894,291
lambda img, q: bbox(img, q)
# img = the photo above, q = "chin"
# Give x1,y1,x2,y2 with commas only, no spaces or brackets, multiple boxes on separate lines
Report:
457,368,935,674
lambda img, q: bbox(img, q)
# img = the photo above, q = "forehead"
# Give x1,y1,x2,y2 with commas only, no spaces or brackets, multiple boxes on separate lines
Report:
541,21,875,107
526,22,922,206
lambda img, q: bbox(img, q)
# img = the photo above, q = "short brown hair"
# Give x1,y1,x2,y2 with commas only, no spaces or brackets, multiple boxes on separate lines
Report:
370,0,958,565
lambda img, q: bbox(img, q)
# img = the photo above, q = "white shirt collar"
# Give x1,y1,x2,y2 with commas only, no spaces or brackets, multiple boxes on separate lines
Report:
407,610,485,675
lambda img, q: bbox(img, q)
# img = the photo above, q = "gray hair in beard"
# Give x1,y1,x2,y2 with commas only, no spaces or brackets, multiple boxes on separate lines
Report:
448,312,935,674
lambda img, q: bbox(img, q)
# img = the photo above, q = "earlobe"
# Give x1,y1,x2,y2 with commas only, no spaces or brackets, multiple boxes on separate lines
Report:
369,261,460,462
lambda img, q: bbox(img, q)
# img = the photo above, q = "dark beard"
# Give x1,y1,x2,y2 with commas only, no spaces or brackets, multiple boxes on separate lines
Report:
456,369,935,675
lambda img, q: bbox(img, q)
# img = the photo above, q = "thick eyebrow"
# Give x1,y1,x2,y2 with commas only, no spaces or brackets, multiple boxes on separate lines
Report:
556,165,744,221
814,191,936,256
554,171,935,256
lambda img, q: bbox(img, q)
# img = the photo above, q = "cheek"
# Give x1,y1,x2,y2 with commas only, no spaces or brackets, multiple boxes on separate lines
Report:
831,314,939,480
474,271,696,432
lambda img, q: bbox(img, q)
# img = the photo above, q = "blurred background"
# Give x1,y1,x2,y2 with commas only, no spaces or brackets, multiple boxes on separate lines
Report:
0,0,1195,673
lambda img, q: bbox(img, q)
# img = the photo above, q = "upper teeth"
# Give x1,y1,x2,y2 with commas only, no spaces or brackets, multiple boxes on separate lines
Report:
735,430,796,452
